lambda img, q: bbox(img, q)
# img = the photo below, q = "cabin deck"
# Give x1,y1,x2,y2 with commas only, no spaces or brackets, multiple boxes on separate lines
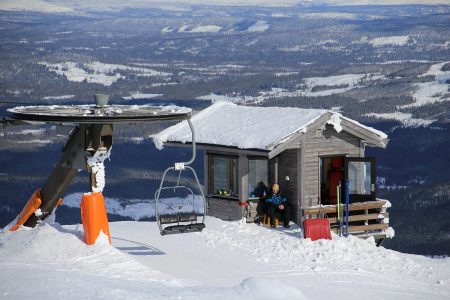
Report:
302,199,391,240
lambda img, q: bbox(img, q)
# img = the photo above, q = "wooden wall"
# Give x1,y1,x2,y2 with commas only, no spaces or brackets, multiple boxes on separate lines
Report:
301,114,363,209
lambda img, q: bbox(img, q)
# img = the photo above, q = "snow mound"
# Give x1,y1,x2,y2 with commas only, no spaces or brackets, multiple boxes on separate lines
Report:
199,219,413,273
2,218,450,299
0,222,172,283
0,221,306,299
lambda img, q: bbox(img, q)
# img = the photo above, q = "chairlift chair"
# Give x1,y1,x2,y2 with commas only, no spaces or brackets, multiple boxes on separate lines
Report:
155,118,207,235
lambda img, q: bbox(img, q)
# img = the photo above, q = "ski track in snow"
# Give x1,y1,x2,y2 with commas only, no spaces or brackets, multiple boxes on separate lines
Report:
1,217,449,299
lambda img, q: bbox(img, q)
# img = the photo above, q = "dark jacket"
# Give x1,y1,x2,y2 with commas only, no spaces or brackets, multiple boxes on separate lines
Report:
265,193,287,207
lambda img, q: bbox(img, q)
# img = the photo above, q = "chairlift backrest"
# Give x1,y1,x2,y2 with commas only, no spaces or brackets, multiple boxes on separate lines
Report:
155,118,207,236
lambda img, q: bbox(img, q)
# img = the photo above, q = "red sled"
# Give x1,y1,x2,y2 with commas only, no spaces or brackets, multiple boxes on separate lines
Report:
303,218,332,241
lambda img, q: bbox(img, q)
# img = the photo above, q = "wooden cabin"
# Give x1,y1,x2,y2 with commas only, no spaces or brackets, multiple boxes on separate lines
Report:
154,101,393,240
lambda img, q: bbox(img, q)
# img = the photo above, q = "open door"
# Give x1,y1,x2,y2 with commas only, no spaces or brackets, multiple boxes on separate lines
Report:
344,157,376,203
320,156,345,205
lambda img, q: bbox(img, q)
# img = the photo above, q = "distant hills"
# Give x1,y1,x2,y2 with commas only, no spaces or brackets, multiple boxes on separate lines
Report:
1,0,449,15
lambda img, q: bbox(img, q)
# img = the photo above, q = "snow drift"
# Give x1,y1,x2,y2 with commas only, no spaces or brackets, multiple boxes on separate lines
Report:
1,216,449,299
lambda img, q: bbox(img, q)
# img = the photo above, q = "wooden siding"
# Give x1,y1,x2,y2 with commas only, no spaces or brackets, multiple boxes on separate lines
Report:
302,114,363,209
206,197,243,221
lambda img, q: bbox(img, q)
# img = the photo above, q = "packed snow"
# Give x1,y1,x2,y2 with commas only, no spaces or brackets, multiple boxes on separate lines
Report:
1,215,449,299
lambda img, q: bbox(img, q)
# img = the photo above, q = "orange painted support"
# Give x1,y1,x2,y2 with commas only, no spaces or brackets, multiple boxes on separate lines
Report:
80,192,111,245
10,189,43,231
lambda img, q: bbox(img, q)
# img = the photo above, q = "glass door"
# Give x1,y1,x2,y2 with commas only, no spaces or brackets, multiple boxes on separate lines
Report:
344,157,376,202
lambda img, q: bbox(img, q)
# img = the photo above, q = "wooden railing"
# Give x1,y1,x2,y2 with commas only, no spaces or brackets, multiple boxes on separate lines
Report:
302,199,390,237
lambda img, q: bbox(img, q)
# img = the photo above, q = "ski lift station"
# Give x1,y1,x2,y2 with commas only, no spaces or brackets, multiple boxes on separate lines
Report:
5,97,393,244
154,101,392,242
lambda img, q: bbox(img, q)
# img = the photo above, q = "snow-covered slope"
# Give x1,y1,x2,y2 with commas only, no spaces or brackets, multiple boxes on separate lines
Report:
1,217,449,299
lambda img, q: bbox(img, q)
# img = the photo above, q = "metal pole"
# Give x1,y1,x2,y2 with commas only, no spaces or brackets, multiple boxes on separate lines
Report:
337,181,341,237
345,179,349,237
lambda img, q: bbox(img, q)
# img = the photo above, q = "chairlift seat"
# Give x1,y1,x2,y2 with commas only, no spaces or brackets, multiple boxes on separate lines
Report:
159,215,180,224
179,213,197,222
161,223,205,235
155,118,207,236
159,213,204,235
159,213,198,224
186,223,205,230
163,225,187,234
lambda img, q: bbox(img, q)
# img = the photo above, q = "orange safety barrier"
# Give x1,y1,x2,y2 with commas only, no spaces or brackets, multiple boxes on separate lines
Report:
80,192,111,245
10,189,43,231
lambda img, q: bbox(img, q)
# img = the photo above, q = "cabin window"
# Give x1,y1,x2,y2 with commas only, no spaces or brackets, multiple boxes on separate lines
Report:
347,161,371,195
208,155,238,197
248,158,269,198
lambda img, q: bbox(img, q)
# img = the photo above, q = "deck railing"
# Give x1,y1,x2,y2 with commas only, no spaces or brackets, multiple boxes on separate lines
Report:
302,199,390,238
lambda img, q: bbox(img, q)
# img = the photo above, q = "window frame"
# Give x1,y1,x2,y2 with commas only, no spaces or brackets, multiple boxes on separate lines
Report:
247,156,269,199
207,154,239,199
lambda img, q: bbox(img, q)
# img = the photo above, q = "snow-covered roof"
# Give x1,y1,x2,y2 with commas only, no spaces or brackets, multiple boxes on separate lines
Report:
153,101,388,151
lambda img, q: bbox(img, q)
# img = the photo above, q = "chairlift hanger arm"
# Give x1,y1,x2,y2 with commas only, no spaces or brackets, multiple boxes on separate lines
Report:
155,117,207,236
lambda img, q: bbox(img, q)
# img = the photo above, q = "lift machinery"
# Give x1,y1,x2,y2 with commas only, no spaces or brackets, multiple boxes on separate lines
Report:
3,95,206,242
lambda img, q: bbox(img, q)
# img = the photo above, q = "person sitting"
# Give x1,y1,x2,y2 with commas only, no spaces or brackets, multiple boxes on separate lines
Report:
265,183,291,228
253,181,268,199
